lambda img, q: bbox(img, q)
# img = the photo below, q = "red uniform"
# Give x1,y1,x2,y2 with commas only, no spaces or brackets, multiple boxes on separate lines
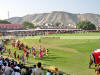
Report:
33,50,36,56
92,49,100,64
42,48,45,55
24,49,26,54
26,51,29,57
46,49,48,56
17,55,19,62
33,50,36,58
8,50,11,54
8,49,11,57
26,51,29,63
39,50,42,58
13,52,16,58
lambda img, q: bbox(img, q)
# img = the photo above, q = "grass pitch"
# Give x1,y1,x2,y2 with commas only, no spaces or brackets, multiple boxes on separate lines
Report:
4,32,100,75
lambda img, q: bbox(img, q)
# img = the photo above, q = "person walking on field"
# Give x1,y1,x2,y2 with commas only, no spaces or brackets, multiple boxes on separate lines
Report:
22,54,25,65
33,50,36,58
46,49,49,56
24,48,26,54
17,54,20,63
32,46,35,53
14,51,16,58
26,50,29,63
42,48,45,56
39,49,42,58
8,49,11,57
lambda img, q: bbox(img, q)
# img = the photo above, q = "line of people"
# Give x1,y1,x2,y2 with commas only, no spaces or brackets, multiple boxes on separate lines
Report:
6,45,49,64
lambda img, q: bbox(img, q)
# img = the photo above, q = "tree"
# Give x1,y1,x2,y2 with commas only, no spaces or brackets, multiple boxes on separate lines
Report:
55,22,61,27
76,21,96,30
0,20,11,24
22,21,34,29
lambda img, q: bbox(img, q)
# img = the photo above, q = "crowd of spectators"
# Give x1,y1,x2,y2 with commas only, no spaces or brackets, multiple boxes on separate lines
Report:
0,56,63,75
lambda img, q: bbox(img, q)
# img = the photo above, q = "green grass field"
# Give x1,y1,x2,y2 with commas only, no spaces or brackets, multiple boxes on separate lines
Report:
4,32,100,75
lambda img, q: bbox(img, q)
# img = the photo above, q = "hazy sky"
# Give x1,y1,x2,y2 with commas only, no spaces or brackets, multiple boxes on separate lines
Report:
0,0,100,19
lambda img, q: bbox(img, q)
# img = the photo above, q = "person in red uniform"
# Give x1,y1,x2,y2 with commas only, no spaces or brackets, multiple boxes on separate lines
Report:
24,48,26,54
89,49,100,68
46,49,48,56
33,50,36,58
13,51,16,58
8,49,11,57
32,46,35,52
39,49,42,58
17,54,20,63
26,50,29,63
42,48,45,56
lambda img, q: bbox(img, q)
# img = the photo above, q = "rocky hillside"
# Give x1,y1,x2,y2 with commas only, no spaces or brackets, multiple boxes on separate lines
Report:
6,11,100,26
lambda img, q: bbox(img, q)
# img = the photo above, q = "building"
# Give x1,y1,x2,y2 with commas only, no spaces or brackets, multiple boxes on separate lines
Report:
0,28,81,36
0,24,23,30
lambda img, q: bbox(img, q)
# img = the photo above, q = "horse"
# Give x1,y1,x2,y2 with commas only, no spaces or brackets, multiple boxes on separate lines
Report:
11,40,16,48
18,42,24,50
16,40,20,49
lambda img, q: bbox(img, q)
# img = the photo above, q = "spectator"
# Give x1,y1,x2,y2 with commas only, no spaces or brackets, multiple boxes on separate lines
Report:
0,62,3,75
55,68,59,75
5,62,13,75
21,66,26,75
59,72,63,75
46,69,51,75
31,62,44,75
12,66,21,75
14,66,21,75
31,65,36,75
24,67,30,75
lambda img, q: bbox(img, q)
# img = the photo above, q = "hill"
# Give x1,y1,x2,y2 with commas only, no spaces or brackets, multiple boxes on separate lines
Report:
6,11,100,26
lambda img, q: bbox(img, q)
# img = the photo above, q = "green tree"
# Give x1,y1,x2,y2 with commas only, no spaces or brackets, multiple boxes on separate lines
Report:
0,20,11,24
55,22,61,27
22,21,34,29
76,21,96,30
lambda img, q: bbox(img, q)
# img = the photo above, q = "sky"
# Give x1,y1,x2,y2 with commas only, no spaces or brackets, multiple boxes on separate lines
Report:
0,0,100,19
